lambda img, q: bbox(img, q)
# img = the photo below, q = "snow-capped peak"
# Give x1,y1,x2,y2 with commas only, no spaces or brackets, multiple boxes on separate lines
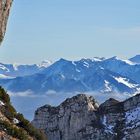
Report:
122,60,135,65
80,57,105,62
92,57,105,62
129,55,140,64
104,56,135,65
0,63,9,72
39,60,52,68
13,63,19,71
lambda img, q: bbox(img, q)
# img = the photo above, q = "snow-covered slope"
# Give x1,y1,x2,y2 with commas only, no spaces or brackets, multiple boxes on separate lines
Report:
101,56,140,83
129,55,140,64
0,58,140,94
0,60,51,77
0,74,14,79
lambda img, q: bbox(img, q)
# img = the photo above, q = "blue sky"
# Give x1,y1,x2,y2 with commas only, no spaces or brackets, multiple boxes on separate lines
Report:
0,0,140,64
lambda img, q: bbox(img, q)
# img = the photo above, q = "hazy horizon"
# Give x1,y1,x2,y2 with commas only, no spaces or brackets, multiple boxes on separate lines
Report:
0,0,140,64
0,55,139,65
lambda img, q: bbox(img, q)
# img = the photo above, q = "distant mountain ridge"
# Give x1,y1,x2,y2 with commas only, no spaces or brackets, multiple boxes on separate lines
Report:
129,55,140,64
0,56,140,95
0,60,52,77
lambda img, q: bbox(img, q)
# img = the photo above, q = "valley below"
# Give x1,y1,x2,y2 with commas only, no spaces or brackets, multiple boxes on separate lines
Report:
1,56,140,139
1,0,140,139
0,56,140,120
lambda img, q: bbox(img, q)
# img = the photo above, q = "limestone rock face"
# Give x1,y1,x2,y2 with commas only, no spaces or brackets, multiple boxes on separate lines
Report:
32,94,101,140
32,94,140,140
0,0,13,44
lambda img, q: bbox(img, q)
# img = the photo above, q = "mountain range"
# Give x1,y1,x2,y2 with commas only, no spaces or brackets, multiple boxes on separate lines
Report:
0,55,140,95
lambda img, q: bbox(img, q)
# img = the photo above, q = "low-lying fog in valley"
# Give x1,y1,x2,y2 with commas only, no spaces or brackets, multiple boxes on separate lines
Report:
9,90,132,120
1,56,140,120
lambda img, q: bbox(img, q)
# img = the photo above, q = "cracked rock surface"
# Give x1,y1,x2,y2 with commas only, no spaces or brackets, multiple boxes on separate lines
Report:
0,0,12,44
32,93,140,140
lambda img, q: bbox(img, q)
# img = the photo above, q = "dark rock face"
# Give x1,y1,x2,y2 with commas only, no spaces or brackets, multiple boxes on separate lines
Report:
32,94,140,140
0,0,12,44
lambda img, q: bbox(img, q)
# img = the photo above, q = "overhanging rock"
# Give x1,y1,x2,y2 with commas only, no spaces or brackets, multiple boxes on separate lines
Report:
0,0,13,44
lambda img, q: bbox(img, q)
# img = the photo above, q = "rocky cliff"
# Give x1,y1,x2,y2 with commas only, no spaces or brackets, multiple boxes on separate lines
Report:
32,94,140,140
0,0,12,44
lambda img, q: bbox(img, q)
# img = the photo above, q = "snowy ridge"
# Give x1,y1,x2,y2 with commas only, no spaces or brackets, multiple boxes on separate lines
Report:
129,55,140,64
113,76,138,88
0,56,140,94
0,60,52,77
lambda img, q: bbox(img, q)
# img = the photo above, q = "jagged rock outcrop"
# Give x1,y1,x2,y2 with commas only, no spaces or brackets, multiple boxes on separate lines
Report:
0,0,13,44
32,93,140,140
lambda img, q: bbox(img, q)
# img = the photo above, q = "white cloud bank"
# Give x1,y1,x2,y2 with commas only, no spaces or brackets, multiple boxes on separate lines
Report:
8,90,133,120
